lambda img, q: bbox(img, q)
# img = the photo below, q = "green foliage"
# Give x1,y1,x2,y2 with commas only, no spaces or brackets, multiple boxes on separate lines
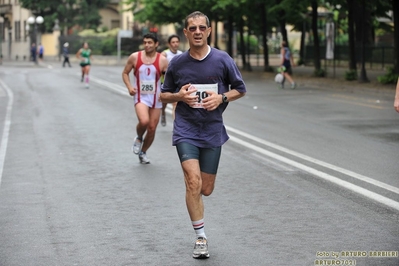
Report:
20,0,110,33
237,35,259,54
297,58,305,66
77,28,120,55
128,0,213,25
314,68,326,77
78,28,120,37
377,66,399,84
345,69,358,81
101,38,117,55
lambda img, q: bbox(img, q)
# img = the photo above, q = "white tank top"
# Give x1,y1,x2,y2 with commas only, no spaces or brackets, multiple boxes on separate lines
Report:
164,49,183,62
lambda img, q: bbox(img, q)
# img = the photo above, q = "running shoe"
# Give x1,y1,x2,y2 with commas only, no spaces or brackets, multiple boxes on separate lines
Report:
85,83,89,89
161,114,166,126
291,82,296,89
131,137,142,154
192,237,209,259
279,79,286,89
139,152,150,164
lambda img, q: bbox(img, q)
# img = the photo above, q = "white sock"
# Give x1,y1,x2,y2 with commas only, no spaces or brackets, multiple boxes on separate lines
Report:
192,219,206,238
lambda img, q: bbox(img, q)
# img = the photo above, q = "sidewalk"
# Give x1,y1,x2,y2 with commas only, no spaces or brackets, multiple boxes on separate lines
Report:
1,57,396,93
235,55,397,93
0,59,41,68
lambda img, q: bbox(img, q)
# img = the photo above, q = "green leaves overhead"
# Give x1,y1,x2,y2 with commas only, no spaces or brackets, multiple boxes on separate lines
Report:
20,0,111,32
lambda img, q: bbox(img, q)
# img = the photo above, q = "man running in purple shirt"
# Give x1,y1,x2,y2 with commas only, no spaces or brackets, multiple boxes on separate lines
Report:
161,11,246,259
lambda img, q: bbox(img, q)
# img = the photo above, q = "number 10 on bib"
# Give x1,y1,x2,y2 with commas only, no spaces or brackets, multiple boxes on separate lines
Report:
189,84,218,108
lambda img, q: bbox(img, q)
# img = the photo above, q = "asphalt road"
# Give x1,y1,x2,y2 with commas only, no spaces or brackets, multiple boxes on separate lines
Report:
0,62,398,266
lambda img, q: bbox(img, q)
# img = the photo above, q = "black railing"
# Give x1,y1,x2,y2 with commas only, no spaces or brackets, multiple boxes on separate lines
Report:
304,45,394,69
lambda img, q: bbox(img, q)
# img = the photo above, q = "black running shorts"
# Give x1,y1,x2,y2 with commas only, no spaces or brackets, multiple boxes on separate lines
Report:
176,142,222,174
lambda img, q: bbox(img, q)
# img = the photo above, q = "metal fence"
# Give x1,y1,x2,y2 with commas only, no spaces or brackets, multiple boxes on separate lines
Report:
58,34,395,71
304,45,395,69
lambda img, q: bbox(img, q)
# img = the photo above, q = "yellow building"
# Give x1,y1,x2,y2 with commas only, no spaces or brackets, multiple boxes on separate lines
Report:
0,0,134,61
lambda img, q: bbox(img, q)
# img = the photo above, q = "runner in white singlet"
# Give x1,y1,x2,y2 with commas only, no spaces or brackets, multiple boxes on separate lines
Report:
133,51,163,108
161,34,183,126
122,33,168,164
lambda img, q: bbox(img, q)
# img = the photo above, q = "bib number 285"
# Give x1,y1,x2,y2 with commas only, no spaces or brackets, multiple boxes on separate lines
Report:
140,80,155,95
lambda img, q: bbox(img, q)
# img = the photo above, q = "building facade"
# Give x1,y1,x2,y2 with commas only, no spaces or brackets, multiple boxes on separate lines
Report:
0,0,134,61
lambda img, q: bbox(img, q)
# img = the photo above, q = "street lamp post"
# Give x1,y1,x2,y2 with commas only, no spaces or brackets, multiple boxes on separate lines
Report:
27,15,44,64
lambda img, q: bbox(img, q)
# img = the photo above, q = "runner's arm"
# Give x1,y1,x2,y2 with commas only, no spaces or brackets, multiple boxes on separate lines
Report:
160,84,197,107
75,49,81,60
122,53,137,96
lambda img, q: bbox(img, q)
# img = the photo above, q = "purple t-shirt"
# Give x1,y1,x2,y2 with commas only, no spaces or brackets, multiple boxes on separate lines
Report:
162,47,246,148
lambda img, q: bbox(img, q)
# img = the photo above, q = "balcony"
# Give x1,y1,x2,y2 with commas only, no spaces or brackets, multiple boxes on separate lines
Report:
0,4,11,15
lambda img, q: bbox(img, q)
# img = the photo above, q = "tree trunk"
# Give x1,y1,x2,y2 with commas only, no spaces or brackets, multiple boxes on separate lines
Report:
239,17,247,69
299,20,306,65
260,2,270,71
246,15,252,71
279,10,288,46
393,0,399,73
347,0,357,71
227,15,233,57
214,18,219,49
311,0,321,71
358,0,369,82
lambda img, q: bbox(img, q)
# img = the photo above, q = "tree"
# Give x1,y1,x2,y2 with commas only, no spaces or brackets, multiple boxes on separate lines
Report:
127,0,251,67
347,0,357,72
393,0,399,73
258,1,271,71
126,0,396,77
310,0,322,74
357,0,369,82
20,0,110,33
279,0,310,65
238,16,247,69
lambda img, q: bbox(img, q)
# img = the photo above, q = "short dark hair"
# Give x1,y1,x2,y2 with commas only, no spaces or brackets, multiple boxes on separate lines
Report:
184,11,210,29
168,34,180,44
143,33,158,43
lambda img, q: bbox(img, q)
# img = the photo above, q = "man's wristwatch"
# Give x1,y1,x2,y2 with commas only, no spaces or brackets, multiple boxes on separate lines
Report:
221,93,228,103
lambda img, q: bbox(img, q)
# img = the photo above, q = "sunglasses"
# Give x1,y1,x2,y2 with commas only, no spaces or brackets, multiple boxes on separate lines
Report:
187,25,208,32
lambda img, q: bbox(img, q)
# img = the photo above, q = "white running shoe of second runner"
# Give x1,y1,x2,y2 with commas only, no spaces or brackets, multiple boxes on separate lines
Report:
132,136,142,154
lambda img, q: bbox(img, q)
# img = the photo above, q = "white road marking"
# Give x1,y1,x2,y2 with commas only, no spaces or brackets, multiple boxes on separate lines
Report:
0,79,14,187
226,126,399,195
89,75,130,96
0,72,395,210
252,152,296,172
228,135,399,211
72,75,399,211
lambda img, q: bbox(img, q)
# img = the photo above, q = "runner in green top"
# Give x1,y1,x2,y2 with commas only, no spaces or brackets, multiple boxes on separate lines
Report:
76,42,92,88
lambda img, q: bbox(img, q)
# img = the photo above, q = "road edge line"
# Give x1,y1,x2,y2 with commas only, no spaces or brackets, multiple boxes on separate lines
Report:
226,125,399,195
229,135,399,212
0,79,14,188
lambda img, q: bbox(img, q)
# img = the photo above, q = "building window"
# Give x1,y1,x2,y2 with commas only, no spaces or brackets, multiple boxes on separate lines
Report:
15,21,21,41
24,21,28,41
111,20,120,30
0,23,3,42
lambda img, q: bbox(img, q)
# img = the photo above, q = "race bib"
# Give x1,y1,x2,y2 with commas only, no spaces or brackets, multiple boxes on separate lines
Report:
189,83,218,108
140,80,156,95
